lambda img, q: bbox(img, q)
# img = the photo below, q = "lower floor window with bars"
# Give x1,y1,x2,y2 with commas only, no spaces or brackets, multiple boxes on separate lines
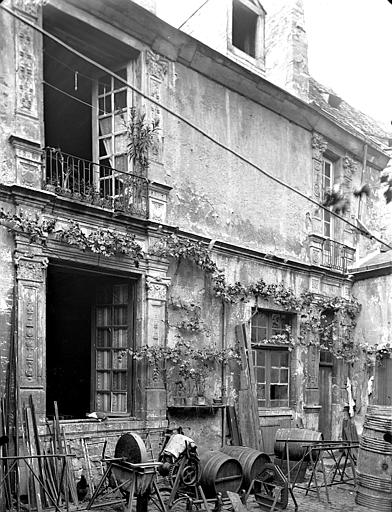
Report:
251,310,292,408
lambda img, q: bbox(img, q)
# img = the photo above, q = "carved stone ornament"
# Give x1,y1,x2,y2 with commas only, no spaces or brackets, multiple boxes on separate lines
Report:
146,50,168,81
15,257,48,282
16,23,37,116
311,133,328,160
14,0,40,17
146,275,170,301
343,155,356,181
306,346,319,388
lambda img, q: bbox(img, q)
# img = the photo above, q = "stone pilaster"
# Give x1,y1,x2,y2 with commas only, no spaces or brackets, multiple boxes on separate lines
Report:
9,136,42,188
15,251,48,416
310,132,328,236
148,182,171,224
144,274,171,419
13,0,43,144
145,50,168,165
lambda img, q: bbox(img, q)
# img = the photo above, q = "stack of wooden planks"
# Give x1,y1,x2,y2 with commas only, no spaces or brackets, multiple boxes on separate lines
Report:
0,396,78,511
234,323,263,450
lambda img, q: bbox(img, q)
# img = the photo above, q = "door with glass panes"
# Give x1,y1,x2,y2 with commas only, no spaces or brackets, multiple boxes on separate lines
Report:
93,282,134,414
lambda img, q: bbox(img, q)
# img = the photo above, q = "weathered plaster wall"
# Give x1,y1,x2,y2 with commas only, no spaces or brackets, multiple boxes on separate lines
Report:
0,201,14,395
163,62,313,262
350,275,392,432
353,275,392,348
164,254,333,450
263,0,309,102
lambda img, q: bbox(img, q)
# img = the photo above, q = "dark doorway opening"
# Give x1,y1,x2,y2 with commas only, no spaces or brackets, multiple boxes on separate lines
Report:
46,267,95,419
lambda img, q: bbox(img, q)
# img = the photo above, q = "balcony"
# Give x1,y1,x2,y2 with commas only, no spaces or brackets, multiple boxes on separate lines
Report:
43,147,149,218
321,239,353,273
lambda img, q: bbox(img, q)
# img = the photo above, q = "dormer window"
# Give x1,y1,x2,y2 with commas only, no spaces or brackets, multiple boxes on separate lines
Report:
231,0,265,63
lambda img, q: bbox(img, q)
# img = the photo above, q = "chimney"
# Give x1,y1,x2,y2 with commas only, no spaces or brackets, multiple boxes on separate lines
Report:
263,0,309,102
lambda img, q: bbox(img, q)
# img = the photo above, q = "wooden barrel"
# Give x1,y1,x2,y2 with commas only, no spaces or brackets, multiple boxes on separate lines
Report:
356,405,392,511
199,450,243,497
221,446,271,490
274,428,323,461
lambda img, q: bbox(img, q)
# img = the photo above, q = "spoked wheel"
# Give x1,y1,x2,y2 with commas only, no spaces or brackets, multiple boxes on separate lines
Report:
150,487,192,512
254,463,289,510
169,457,201,487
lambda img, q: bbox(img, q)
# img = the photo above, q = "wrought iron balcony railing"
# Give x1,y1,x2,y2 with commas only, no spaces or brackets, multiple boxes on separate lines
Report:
43,147,148,218
322,239,352,273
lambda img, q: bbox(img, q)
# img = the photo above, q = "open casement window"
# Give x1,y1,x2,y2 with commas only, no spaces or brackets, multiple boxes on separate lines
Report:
251,310,291,408
92,65,134,196
322,158,334,239
92,282,134,414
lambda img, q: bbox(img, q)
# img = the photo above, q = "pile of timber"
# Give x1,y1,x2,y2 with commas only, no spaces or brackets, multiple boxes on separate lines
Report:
0,396,78,512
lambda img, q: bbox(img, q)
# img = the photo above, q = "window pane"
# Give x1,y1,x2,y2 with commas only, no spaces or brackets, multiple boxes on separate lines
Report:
115,155,127,173
96,350,111,369
271,384,288,400
112,328,128,348
280,351,289,367
99,96,110,115
99,138,111,158
113,306,127,325
111,392,127,413
114,113,126,132
271,351,280,367
97,307,111,326
96,371,110,390
99,117,112,136
114,134,127,154
256,383,266,399
114,91,127,110
256,367,265,383
271,368,279,382
257,350,266,366
280,368,289,382
112,351,127,369
112,371,127,391
96,392,110,411
97,328,111,347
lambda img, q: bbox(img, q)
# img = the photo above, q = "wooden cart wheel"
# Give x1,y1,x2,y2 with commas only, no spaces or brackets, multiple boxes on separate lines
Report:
111,433,148,495
254,463,289,510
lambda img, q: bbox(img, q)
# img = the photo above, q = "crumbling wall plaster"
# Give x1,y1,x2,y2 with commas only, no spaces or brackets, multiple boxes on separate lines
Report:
164,63,312,261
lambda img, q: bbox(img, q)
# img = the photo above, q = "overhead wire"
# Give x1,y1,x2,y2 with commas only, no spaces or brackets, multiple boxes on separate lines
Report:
1,2,391,250
177,0,211,29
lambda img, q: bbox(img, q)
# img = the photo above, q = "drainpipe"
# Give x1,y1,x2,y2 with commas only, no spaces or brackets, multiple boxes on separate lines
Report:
221,300,227,447
357,142,368,220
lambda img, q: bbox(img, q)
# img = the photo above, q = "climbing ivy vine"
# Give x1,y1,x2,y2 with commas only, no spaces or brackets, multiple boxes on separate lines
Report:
0,212,387,364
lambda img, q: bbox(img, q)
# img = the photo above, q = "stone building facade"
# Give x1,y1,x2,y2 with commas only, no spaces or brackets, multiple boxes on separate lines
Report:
0,0,390,481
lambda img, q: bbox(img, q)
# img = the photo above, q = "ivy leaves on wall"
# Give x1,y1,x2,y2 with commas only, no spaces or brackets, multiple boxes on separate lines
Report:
0,209,144,266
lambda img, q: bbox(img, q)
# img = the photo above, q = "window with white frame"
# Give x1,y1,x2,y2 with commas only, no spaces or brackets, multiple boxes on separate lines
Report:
251,310,292,408
322,158,334,238
231,0,265,61
94,66,134,196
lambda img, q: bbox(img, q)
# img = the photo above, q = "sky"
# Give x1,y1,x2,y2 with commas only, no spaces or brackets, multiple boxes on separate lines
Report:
158,0,392,131
303,0,392,130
